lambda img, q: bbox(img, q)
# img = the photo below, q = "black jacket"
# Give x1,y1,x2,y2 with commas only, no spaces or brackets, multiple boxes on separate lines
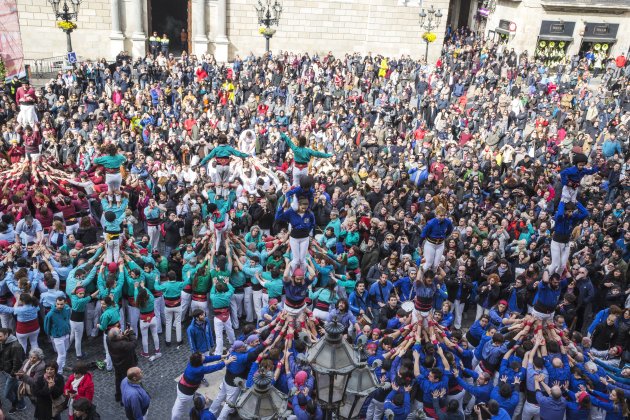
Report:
107,331,139,373
0,335,25,376
445,274,473,303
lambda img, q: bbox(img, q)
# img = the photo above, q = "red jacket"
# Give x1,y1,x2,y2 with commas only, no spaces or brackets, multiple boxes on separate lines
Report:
64,372,94,420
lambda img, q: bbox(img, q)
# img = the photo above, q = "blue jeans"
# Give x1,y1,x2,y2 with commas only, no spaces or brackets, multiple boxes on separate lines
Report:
3,374,24,409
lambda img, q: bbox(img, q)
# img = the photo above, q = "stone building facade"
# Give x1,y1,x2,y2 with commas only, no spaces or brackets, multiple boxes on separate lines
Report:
16,0,450,63
475,0,629,58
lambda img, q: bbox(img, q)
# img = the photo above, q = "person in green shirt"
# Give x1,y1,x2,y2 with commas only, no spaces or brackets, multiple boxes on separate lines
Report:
154,270,192,346
309,280,339,322
97,262,124,371
190,256,211,318
134,282,161,360
69,285,99,359
93,142,127,202
281,132,332,186
209,278,235,356
197,133,249,199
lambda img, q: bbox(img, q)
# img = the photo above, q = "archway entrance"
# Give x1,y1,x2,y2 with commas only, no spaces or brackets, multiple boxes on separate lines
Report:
148,0,190,54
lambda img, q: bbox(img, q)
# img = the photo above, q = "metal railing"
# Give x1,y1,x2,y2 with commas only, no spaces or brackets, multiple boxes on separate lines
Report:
24,55,79,78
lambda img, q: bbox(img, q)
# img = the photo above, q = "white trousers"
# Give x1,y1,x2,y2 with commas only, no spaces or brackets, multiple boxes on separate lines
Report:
475,305,489,321
312,308,330,322
522,401,540,420
103,333,112,370
139,316,159,354
165,306,182,343
52,335,70,373
0,313,15,331
180,292,192,321
423,241,444,271
16,329,40,352
252,290,268,323
560,185,577,203
154,296,165,334
105,237,121,263
366,399,384,420
229,293,244,329
452,299,465,330
209,380,240,420
147,225,160,251
171,387,194,420
289,236,309,274
548,240,570,276
190,300,209,319
17,104,38,127
213,316,235,356
105,173,123,194
69,320,85,356
243,287,254,323
124,302,140,337
292,165,309,187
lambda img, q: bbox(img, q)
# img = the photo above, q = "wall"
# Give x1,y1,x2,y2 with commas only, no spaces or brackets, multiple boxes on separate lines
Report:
225,0,450,62
485,0,629,57
17,0,112,59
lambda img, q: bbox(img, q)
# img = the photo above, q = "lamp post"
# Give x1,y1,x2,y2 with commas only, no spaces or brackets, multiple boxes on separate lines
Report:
255,0,282,53
232,372,290,419
48,0,81,62
419,5,443,61
307,318,358,418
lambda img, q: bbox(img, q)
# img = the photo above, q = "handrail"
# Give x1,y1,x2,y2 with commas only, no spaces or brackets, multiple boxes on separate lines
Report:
24,55,80,78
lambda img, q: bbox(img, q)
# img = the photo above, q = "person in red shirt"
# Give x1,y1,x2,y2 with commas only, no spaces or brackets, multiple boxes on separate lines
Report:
16,81,38,127
615,53,626,78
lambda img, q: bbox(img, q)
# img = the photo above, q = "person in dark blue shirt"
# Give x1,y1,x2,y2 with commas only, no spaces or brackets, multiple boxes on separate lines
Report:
548,201,588,276
275,197,315,275
420,206,454,271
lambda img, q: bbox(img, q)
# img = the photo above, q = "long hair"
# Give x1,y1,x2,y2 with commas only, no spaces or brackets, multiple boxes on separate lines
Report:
136,287,149,309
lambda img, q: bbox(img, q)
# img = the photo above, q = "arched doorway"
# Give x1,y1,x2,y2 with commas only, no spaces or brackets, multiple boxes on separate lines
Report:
148,0,190,53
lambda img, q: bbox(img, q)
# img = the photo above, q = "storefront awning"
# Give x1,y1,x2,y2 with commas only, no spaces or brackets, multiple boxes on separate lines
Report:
582,36,617,43
538,34,574,41
495,27,510,35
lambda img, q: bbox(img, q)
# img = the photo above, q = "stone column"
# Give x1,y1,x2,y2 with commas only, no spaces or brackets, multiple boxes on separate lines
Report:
191,0,209,57
213,0,229,62
130,0,146,58
110,0,125,59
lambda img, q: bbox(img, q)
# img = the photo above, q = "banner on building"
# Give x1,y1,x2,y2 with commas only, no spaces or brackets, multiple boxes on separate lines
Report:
0,0,26,80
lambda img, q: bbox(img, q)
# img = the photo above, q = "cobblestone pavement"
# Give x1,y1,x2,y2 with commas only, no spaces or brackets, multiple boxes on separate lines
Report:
0,324,227,420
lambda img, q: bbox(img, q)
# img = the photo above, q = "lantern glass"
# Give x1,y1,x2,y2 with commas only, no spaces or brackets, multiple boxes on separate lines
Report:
338,363,379,419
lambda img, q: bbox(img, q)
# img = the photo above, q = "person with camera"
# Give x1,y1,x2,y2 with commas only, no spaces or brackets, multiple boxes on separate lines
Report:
106,326,138,405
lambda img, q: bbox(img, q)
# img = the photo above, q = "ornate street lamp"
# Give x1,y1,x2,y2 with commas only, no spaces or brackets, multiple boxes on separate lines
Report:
419,5,443,61
231,372,290,419
307,318,358,417
255,0,282,53
338,362,379,419
48,0,81,60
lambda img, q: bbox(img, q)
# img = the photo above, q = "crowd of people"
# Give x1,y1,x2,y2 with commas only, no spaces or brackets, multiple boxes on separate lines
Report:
0,25,629,420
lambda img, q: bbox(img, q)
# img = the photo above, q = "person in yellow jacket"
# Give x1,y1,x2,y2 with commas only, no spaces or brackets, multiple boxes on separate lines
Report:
149,31,161,56
378,58,389,78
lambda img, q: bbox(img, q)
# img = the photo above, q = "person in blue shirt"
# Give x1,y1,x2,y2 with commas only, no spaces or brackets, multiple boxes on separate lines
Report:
532,271,565,321
420,205,454,271
171,351,235,420
383,383,412,420
43,296,71,373
121,367,151,420
466,315,490,348
291,393,324,420
348,281,369,318
559,153,599,203
548,200,589,275
275,197,315,275
367,272,394,326
187,309,215,357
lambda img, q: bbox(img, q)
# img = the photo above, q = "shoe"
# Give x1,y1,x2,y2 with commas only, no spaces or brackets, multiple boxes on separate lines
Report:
176,341,183,347
8,407,17,415
165,341,171,347
76,355,85,360
149,352,162,362
201,378,209,387
17,405,26,412
140,352,151,358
